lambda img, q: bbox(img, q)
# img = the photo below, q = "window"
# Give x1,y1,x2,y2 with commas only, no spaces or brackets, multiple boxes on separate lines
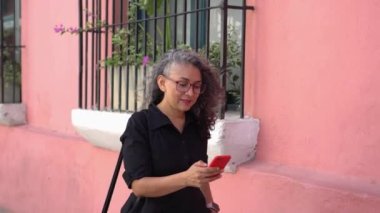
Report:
0,0,22,103
78,0,253,118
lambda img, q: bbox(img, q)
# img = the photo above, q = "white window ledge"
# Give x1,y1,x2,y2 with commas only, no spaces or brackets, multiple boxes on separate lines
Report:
0,103,26,126
71,109,259,173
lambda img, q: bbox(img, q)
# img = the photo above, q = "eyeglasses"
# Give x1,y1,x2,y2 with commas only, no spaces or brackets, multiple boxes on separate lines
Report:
162,75,206,94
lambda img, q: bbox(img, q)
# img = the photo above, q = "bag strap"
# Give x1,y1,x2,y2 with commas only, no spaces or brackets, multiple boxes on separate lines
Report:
102,110,149,213
102,149,124,213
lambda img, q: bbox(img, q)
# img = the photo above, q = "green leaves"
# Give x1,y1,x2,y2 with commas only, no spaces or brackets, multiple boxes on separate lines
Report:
142,0,164,16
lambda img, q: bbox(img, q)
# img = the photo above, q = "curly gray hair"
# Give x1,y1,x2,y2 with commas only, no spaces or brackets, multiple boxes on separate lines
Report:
147,49,223,141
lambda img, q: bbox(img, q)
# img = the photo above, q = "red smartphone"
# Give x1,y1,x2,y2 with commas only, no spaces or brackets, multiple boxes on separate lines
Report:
209,155,231,169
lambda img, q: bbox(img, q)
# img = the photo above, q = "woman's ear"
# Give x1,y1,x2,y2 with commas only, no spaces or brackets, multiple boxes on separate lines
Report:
157,75,166,92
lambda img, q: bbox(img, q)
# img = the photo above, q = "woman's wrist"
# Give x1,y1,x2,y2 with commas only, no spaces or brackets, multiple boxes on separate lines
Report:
206,202,220,212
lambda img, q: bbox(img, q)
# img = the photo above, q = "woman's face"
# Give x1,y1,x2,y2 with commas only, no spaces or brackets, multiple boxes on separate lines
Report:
157,63,202,113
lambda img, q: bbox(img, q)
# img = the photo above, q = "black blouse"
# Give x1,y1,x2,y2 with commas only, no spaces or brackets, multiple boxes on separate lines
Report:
120,104,210,213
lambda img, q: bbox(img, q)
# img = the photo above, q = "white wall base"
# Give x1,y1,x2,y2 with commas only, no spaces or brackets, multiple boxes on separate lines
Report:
71,109,259,172
208,118,260,172
0,103,26,126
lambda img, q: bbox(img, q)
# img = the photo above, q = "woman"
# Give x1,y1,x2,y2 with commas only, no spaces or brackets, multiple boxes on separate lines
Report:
120,49,223,213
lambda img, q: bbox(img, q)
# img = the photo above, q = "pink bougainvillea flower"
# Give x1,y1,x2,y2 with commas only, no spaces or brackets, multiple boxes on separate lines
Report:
68,27,80,34
142,56,149,67
54,24,65,34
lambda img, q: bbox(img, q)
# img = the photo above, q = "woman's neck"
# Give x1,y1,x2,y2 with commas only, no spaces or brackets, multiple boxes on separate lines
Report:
157,102,185,120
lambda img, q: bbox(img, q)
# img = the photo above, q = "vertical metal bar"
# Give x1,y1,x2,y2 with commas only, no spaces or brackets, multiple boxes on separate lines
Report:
220,0,228,119
206,0,210,58
94,0,101,109
79,0,83,108
153,0,157,61
91,0,95,108
183,0,187,44
173,0,177,48
240,0,247,118
0,0,4,103
125,2,131,111
111,0,116,110
97,0,102,109
12,0,17,102
18,0,22,102
104,0,109,109
134,2,139,111
117,0,123,111
143,5,147,100
163,0,167,52
0,5,3,102
84,0,89,109
92,0,99,110
195,0,199,51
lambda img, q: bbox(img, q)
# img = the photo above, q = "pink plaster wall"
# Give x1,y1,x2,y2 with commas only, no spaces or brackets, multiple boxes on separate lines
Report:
22,1,79,134
1,0,380,212
3,124,379,213
245,0,380,181
0,125,128,213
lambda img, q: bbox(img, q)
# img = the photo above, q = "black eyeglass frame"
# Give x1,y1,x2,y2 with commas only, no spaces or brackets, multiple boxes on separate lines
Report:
161,75,206,94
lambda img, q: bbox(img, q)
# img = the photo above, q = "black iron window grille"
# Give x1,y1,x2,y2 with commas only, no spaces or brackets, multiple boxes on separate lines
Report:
78,0,253,119
0,0,23,103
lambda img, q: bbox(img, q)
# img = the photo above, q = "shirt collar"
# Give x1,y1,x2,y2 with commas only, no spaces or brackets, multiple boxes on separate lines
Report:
148,104,196,130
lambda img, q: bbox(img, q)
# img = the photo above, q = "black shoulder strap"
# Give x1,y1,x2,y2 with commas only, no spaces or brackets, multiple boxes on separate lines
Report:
102,149,123,213
102,111,149,213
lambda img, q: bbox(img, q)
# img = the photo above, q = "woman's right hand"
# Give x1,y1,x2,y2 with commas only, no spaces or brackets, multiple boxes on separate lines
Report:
183,161,222,188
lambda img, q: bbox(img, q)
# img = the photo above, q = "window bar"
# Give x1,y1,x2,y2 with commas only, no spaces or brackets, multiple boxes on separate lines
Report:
240,0,249,118
79,0,84,108
195,0,199,51
110,0,116,111
117,0,123,111
94,0,99,109
173,0,177,48
153,0,157,62
17,0,22,102
84,0,89,109
143,7,147,100
104,0,109,109
12,2,17,102
183,0,187,44
0,0,4,103
163,0,167,52
220,0,228,119
125,3,131,112
18,47,22,102
206,0,210,58
96,0,102,109
91,0,96,109
134,2,140,111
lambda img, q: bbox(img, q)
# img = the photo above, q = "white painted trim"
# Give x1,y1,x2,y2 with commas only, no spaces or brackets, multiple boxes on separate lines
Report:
71,109,131,151
71,109,259,172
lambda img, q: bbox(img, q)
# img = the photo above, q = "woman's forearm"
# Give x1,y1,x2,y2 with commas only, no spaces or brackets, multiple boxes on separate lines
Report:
131,172,187,197
131,161,221,197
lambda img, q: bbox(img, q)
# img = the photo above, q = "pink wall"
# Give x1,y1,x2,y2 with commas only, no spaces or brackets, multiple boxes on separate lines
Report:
245,0,380,181
22,1,79,134
1,0,380,212
0,125,127,213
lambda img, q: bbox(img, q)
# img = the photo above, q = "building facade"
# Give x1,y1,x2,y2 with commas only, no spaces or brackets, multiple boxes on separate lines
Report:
1,0,380,212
